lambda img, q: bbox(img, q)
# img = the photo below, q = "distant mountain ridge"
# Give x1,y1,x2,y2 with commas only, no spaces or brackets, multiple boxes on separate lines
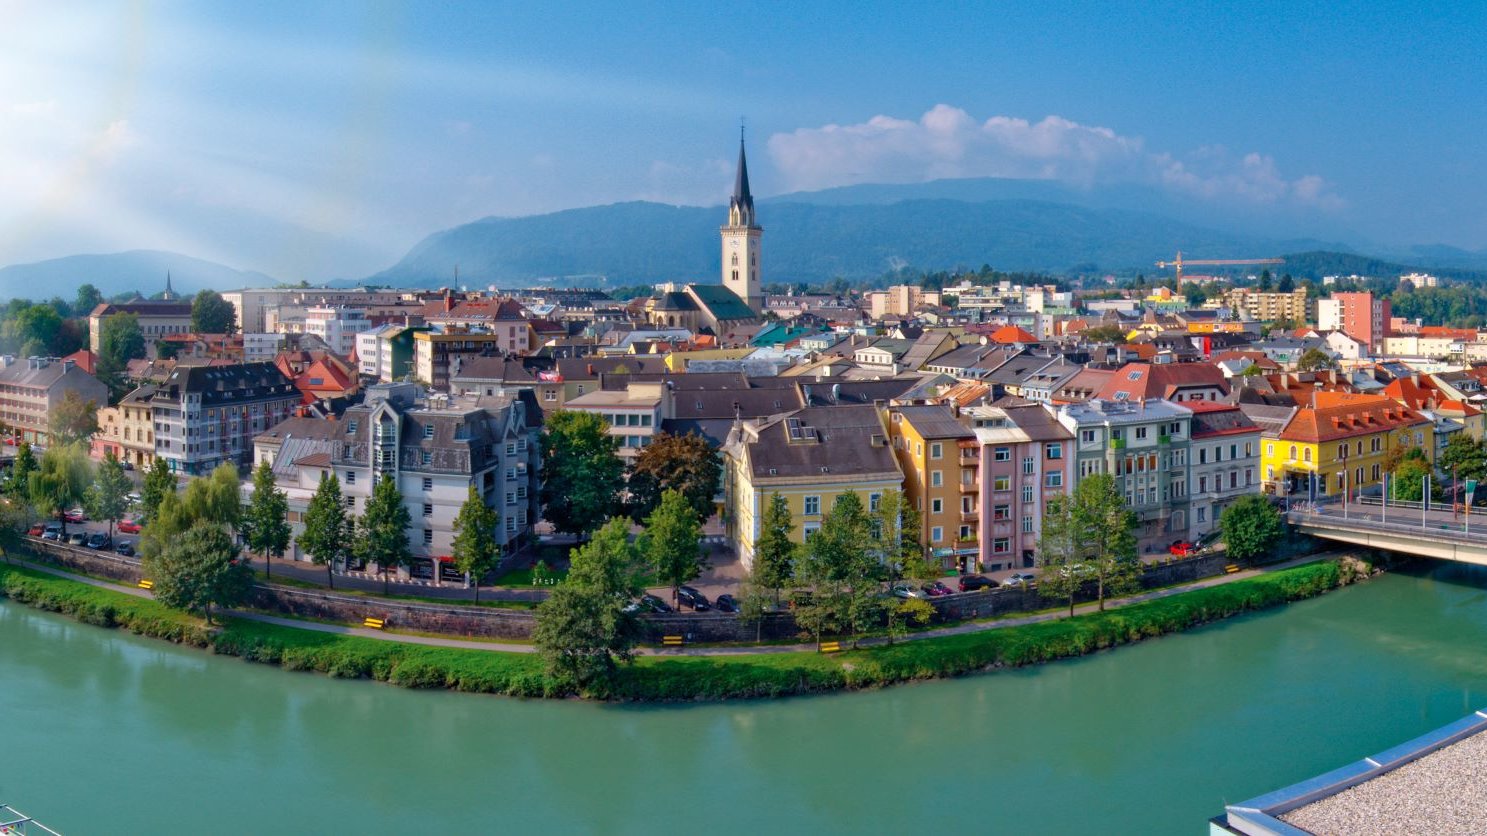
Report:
362,197,1349,288
0,250,277,301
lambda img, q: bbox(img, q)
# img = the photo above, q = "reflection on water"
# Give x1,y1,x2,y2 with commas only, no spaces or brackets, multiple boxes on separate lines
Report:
4,563,1487,835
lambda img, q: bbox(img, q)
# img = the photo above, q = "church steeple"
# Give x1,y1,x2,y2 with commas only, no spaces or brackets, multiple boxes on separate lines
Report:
162,271,177,301
728,129,757,229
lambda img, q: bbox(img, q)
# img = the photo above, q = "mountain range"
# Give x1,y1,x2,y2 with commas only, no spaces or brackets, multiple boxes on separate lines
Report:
6,178,1487,296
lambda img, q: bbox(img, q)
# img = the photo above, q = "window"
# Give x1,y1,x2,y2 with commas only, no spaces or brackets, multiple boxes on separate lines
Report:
1199,476,1208,493
1045,443,1062,459
803,495,820,516
1111,428,1123,440
930,526,943,543
1022,457,1035,475
1135,427,1148,440
1304,449,1312,463
423,529,433,545
931,470,943,487
869,493,881,512
1199,448,1207,464
1045,472,1063,488
543,390,556,402
422,451,432,465
930,442,942,460
993,504,1010,520
1022,485,1034,502
343,470,356,485
803,523,820,540
1266,443,1274,456
344,496,355,509
1081,429,1096,444
1021,516,1034,533
422,503,433,516
423,425,434,439
422,477,433,491
993,537,1010,554
994,447,1011,462
931,498,943,514
993,475,1011,491
1196,507,1206,523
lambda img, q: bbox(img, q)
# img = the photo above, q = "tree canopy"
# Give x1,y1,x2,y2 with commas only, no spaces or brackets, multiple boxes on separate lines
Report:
298,473,352,588
640,489,707,609
242,460,291,580
145,521,252,624
357,474,413,593
191,289,237,335
48,390,99,448
539,410,624,538
626,431,722,522
533,517,644,692
84,450,132,537
451,485,500,602
752,492,796,603
28,445,92,531
1219,495,1284,563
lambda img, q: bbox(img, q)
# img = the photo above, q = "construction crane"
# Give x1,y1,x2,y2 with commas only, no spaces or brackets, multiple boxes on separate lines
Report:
1156,251,1284,285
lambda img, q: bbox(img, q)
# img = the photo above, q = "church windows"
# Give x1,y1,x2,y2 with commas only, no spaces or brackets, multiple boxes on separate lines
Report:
732,270,739,282
731,254,738,266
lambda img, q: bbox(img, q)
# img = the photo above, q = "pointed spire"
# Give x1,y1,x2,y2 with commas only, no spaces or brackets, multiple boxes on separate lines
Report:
728,124,757,228
162,271,177,301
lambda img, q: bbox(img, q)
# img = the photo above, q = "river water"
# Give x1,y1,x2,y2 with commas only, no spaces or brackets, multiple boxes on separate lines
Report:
4,562,1487,835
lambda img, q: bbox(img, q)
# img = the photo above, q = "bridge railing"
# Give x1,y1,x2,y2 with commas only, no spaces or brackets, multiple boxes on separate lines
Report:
1287,508,1487,544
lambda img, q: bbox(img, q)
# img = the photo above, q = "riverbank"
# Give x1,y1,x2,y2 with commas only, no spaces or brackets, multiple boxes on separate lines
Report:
0,557,1370,700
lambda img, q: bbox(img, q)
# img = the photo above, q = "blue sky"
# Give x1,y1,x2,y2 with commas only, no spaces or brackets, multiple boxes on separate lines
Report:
3,1,1485,280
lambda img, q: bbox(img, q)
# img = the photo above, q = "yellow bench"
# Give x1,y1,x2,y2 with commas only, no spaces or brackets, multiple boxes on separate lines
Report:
1224,564,1241,574
137,579,154,590
362,617,386,629
661,635,684,646
819,641,842,653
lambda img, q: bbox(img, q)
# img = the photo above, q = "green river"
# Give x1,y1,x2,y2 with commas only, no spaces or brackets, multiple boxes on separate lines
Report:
5,562,1487,834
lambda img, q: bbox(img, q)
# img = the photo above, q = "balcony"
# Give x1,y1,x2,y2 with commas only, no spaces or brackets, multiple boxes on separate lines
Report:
1110,438,1126,450
959,481,979,494
961,509,980,524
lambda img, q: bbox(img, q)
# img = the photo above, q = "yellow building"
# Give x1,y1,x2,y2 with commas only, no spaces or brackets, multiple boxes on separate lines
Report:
886,404,977,557
1261,392,1432,499
722,404,902,570
1221,288,1313,324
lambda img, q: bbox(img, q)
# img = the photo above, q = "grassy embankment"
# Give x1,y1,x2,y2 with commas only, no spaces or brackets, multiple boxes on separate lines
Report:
0,558,1357,701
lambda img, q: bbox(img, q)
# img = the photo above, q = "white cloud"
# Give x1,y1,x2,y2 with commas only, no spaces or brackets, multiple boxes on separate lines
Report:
768,104,1342,209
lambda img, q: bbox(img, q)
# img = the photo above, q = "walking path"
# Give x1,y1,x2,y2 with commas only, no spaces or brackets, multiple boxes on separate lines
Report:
7,551,1343,657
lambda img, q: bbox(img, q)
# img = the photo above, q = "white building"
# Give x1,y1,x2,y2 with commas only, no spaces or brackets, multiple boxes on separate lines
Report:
304,306,372,357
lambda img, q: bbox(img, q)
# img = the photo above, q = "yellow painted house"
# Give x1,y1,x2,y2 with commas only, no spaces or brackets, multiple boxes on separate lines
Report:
722,404,903,570
1261,392,1433,499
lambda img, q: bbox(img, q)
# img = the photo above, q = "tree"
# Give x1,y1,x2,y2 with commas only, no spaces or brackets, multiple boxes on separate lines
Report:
299,473,352,589
451,485,500,603
1219,494,1285,563
97,313,146,393
1389,448,1434,502
539,411,624,538
242,460,291,581
189,463,243,531
356,474,413,594
626,432,722,522
640,489,707,610
532,517,644,691
28,445,91,534
74,284,104,317
1295,348,1337,372
1438,433,1487,484
886,597,934,644
1036,494,1086,616
8,441,37,496
5,304,63,356
140,457,176,523
145,521,251,624
1277,273,1296,293
85,450,132,538
48,390,99,448
796,492,884,647
874,489,934,582
191,289,237,335
1068,474,1141,611
0,498,34,563
1081,325,1128,344
752,492,796,605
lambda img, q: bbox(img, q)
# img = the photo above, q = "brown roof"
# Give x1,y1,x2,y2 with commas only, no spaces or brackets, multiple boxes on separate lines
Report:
1279,393,1427,443
739,404,900,481
891,404,973,439
1097,362,1229,401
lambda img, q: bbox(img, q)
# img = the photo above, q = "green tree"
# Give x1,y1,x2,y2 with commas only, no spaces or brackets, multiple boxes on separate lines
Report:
1069,473,1141,611
178,463,243,534
532,517,644,692
1389,448,1435,502
752,492,796,604
626,431,722,522
1219,494,1285,563
85,450,132,538
5,304,63,356
96,313,146,393
1081,325,1128,344
1295,348,1337,372
640,488,707,610
242,460,291,581
1277,274,1296,293
886,597,935,644
191,289,237,334
1036,494,1087,616
874,489,934,582
539,410,624,538
299,473,351,589
74,284,104,317
28,445,92,534
451,485,500,603
140,457,176,523
8,441,37,497
145,521,252,624
357,474,412,594
796,492,884,647
1438,433,1487,484
0,498,33,562
48,390,99,448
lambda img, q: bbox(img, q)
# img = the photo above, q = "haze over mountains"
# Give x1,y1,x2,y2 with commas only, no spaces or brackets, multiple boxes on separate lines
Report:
5,178,1487,298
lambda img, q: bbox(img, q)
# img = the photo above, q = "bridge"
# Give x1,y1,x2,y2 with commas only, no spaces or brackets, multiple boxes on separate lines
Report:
1288,497,1487,565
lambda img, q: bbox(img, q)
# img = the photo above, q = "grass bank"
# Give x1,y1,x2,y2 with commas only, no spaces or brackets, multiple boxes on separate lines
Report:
0,558,1360,701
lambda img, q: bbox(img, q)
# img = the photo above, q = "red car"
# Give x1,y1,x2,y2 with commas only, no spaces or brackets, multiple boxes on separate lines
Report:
1169,541,1199,557
27,523,44,536
64,508,87,524
117,518,142,534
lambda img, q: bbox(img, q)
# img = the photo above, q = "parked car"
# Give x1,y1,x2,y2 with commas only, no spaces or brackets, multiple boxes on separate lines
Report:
117,518,142,534
126,492,142,505
676,586,710,611
27,522,44,536
923,580,954,597
67,532,87,546
64,508,87,523
41,523,61,540
1169,540,1199,557
114,540,135,557
891,583,927,599
641,593,673,614
85,532,111,550
714,594,739,613
1003,572,1038,588
958,574,998,592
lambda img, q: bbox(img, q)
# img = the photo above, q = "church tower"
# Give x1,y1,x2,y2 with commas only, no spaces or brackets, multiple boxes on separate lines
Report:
720,131,763,314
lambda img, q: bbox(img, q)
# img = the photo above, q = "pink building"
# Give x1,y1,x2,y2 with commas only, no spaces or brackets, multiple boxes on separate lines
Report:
969,401,1074,572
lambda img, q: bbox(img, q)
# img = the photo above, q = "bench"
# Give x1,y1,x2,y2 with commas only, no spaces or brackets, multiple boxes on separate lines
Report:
362,617,386,630
1224,564,1241,574
819,641,842,653
137,579,155,590
661,635,684,647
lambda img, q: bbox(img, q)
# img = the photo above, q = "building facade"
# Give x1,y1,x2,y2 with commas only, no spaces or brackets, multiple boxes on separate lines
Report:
886,404,977,568
968,402,1074,572
720,135,764,315
0,355,110,446
1186,402,1261,539
148,362,300,474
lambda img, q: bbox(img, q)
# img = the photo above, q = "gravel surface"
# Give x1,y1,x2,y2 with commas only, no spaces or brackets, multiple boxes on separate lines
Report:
1280,728,1487,835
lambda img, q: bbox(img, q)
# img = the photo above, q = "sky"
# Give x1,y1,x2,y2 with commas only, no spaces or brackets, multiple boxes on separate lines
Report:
3,0,1486,281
